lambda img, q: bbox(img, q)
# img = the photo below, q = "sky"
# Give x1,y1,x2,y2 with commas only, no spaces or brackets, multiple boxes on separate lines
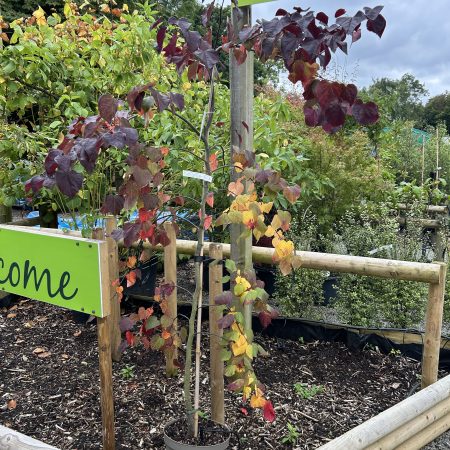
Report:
221,1,450,99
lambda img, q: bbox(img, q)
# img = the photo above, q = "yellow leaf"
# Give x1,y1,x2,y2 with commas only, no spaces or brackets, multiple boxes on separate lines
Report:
250,394,266,408
123,3,129,12
259,201,273,214
32,6,45,20
243,386,251,400
246,343,253,359
231,334,248,356
264,225,275,237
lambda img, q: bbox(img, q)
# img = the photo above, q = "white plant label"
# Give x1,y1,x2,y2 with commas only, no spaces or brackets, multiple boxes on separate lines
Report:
183,170,213,183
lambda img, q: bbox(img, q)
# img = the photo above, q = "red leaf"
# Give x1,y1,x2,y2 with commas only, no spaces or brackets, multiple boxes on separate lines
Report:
259,311,272,329
125,330,135,346
209,153,218,172
206,192,214,208
204,215,213,230
335,8,346,18
138,208,152,223
263,400,275,422
240,407,249,416
174,196,185,206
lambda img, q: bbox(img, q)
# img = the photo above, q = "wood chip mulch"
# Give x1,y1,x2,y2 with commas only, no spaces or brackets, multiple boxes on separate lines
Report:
1,298,422,449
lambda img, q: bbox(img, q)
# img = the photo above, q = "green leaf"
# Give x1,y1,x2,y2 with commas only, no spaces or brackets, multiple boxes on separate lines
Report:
224,364,236,377
150,335,164,351
160,315,172,328
146,316,160,329
220,348,232,361
225,259,237,273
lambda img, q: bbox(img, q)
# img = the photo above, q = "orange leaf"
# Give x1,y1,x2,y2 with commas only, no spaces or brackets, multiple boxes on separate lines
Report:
7,399,17,410
210,153,218,172
228,180,244,197
161,146,170,156
127,255,137,269
250,394,266,409
162,330,171,340
206,192,214,208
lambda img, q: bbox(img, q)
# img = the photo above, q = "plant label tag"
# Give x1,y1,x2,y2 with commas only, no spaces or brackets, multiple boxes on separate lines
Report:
183,170,213,183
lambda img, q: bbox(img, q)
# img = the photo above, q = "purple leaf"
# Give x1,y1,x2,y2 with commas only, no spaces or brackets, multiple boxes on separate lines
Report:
74,138,100,174
55,170,82,198
214,291,233,307
324,103,346,127
45,149,62,175
201,2,215,27
98,94,118,123
101,194,124,216
352,100,379,125
363,6,384,21
120,316,135,333
122,221,141,247
217,313,235,329
367,14,386,38
194,47,220,70
132,165,152,188
169,93,185,111
316,12,328,25
156,26,167,53
54,153,73,172
25,175,45,193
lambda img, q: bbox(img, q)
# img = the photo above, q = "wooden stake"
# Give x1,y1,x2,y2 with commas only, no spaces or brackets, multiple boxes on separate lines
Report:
93,228,116,450
209,243,225,424
422,262,448,388
105,217,122,362
97,316,116,450
230,4,254,336
164,222,178,377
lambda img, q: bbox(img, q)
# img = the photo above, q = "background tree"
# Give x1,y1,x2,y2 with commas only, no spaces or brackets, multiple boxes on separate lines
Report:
422,93,450,133
362,73,428,125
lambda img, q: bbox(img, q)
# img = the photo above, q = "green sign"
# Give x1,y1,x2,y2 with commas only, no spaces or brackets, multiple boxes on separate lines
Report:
0,226,109,317
238,0,276,6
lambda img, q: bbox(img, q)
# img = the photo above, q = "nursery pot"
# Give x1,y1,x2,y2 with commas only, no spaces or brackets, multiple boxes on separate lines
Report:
322,275,339,306
164,419,230,450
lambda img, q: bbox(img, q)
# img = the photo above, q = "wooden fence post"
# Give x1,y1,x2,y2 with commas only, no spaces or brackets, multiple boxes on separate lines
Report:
93,228,115,450
422,262,448,388
164,222,178,377
105,217,122,362
209,243,225,424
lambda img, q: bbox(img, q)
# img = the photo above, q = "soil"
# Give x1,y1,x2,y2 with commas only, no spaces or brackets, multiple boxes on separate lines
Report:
0,297,435,450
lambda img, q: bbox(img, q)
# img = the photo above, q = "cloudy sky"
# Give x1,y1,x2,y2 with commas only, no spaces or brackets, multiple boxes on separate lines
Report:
221,1,450,99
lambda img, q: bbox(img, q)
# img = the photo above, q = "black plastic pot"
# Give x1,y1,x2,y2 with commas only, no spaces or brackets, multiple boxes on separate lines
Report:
122,256,159,298
164,419,230,450
255,264,276,297
322,276,339,306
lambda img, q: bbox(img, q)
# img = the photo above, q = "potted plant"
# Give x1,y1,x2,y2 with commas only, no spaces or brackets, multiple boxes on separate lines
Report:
24,1,384,446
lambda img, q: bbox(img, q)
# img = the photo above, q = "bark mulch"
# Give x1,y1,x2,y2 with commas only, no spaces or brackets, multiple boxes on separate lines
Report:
1,298,423,449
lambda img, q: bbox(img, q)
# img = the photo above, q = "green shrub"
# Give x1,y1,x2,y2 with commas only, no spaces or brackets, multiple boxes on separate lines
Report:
274,213,327,320
335,203,429,328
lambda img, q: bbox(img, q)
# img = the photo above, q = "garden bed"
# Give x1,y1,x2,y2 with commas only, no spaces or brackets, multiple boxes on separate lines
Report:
0,298,433,449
